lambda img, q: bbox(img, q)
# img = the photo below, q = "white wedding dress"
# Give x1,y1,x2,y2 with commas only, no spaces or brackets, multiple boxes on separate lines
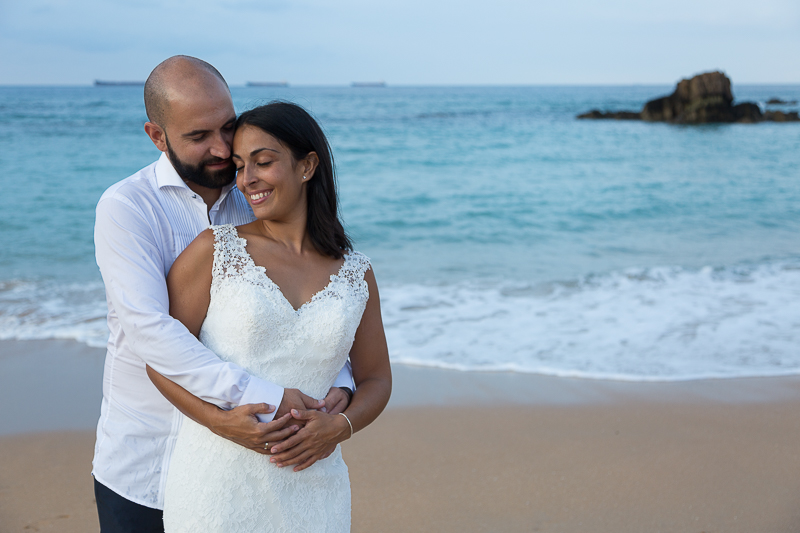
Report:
163,224,370,533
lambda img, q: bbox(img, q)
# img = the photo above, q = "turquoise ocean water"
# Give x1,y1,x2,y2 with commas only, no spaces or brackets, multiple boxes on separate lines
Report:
1,84,799,380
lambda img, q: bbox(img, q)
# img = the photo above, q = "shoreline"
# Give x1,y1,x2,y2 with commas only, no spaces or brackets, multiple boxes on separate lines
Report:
3,339,800,531
4,338,800,436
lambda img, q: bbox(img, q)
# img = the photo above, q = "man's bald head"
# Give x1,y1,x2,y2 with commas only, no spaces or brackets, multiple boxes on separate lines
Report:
144,55,230,127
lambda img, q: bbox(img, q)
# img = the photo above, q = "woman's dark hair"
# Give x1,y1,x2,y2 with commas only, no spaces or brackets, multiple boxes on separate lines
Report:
236,101,351,259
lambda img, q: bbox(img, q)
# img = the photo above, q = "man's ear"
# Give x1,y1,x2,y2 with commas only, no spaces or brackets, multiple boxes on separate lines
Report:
144,122,168,152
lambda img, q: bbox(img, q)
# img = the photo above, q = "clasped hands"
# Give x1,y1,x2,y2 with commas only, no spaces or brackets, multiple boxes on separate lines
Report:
210,387,352,472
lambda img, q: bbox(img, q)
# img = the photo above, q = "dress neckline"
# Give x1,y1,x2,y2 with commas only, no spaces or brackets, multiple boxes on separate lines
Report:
232,225,349,313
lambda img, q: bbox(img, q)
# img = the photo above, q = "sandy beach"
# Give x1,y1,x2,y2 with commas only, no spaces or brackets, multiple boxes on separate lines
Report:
3,339,800,532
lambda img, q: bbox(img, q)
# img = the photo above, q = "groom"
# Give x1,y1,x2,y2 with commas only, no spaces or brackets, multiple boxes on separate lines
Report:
92,55,353,532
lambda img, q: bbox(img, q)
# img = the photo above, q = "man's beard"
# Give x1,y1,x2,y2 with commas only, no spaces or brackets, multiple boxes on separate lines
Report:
165,137,235,189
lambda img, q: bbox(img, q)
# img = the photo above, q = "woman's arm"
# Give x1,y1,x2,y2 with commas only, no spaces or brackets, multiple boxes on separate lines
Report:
268,267,392,471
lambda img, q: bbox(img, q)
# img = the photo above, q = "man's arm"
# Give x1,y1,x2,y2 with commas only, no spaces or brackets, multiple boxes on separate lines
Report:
95,196,286,419
145,363,300,454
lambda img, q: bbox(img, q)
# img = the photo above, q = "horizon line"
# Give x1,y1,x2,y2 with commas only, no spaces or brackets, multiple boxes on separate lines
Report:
2,81,800,88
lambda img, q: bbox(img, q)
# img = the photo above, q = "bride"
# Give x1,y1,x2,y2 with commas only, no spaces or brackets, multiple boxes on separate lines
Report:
146,101,392,532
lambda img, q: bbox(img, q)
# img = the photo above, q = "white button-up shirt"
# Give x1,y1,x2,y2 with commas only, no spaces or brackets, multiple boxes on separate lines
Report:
92,153,352,509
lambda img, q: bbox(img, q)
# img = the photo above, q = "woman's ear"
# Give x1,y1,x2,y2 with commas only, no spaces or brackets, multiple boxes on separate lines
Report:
302,152,319,181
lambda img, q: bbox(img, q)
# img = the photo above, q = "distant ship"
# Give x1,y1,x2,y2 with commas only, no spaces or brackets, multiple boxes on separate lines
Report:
351,81,386,88
246,81,289,87
94,80,145,86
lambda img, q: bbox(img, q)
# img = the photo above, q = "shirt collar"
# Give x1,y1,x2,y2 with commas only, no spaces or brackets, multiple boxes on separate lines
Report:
154,151,237,199
155,152,188,190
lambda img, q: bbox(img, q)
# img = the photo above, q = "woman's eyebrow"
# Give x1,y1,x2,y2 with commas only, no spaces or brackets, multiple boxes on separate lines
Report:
231,147,280,160
250,147,280,156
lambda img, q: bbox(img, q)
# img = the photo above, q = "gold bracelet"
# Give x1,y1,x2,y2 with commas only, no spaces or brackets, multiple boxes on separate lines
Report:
338,412,354,438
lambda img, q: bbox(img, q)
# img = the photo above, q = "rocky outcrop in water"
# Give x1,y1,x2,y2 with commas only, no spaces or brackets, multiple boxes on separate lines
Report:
578,71,799,124
766,98,798,105
765,110,800,122
576,110,641,120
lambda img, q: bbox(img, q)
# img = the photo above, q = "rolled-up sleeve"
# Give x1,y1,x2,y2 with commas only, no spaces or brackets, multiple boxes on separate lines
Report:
95,196,283,421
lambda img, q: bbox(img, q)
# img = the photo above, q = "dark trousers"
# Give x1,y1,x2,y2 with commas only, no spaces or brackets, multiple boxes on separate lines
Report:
94,478,164,533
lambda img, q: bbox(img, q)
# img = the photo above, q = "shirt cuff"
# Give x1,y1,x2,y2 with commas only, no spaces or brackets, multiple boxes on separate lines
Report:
332,360,355,389
239,377,285,423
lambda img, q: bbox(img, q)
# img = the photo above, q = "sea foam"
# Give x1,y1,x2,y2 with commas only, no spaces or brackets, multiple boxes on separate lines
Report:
381,258,800,380
2,258,799,381
0,279,109,348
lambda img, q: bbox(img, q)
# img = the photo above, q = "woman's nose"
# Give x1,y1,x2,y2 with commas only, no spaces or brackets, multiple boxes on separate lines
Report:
237,165,256,189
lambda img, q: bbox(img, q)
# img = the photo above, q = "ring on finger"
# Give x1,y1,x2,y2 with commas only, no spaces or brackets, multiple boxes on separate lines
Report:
264,442,270,450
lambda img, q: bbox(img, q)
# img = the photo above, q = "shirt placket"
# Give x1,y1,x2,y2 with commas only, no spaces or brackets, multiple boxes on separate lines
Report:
208,190,229,225
188,191,213,226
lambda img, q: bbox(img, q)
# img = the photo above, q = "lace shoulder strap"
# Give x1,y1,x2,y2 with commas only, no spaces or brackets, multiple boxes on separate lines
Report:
340,251,371,286
209,224,250,282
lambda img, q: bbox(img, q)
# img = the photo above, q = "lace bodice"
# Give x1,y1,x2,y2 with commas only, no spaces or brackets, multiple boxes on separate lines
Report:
163,224,369,532
201,224,370,400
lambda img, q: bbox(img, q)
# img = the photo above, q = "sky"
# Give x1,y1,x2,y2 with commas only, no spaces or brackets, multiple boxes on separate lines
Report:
1,0,799,85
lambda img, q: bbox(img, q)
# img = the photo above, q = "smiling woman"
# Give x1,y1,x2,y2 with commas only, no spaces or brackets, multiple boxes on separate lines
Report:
234,102,352,259
147,101,392,533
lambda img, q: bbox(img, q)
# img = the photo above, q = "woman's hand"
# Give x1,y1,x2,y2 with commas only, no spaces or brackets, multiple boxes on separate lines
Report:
268,409,351,472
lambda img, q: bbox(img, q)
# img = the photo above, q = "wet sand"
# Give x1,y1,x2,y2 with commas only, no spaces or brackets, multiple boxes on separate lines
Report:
2,339,800,532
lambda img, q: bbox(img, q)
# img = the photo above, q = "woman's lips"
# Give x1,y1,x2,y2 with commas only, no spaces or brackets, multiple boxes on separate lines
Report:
249,190,273,204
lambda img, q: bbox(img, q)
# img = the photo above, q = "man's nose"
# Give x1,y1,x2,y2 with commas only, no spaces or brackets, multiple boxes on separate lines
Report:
209,131,231,160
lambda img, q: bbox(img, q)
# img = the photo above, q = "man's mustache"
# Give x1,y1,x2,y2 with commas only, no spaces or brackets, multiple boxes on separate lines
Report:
202,156,232,168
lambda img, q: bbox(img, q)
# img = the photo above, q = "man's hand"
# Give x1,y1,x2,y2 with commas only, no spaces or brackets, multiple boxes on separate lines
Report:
209,403,300,455
274,388,325,420
322,387,351,415
269,409,351,472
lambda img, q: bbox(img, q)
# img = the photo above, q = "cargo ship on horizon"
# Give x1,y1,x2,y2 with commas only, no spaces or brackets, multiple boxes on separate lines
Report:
246,81,289,87
94,80,145,86
352,81,386,87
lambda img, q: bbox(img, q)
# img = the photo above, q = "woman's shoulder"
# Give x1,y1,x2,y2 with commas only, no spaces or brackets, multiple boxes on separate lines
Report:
169,230,216,285
344,250,371,267
206,223,263,248
206,223,241,240
175,224,243,273
339,251,377,303
342,250,373,282
227,221,264,241
179,228,216,258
